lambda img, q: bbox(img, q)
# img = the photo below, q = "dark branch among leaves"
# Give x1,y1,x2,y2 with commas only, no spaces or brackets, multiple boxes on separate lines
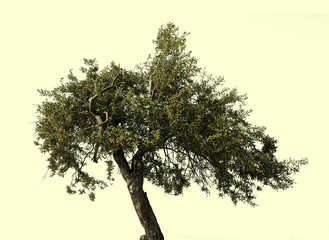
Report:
35,23,307,205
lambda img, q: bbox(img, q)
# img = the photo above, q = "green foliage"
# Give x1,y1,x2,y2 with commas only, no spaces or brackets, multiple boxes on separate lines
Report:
35,22,307,205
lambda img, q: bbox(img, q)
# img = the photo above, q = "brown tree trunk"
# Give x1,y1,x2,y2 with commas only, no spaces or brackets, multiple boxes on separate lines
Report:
113,149,164,240
128,181,164,240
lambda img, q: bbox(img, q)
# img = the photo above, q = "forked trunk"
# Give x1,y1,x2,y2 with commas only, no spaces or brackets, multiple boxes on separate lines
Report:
112,149,164,240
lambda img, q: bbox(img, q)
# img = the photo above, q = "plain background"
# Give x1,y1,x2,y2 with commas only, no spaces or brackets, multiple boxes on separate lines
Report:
1,1,328,240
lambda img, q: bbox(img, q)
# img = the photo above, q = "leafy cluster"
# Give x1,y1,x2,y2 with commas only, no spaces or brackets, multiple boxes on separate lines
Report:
35,23,307,204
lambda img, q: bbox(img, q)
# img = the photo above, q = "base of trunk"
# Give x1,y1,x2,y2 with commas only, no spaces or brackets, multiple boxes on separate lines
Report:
140,234,164,240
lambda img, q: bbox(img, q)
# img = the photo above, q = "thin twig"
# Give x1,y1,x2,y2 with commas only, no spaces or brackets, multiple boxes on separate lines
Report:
71,120,109,136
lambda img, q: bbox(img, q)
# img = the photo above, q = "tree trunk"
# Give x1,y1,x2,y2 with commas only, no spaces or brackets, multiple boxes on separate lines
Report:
112,149,164,240
128,182,164,240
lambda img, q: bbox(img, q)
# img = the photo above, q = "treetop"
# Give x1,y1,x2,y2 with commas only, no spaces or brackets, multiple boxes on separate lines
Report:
35,23,307,205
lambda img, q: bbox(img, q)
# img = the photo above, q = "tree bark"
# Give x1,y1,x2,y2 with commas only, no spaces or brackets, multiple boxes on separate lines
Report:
129,184,164,240
112,149,164,240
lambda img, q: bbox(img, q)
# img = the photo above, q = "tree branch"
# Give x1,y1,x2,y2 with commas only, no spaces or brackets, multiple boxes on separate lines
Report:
70,145,95,187
112,149,132,182
87,73,123,163
131,148,145,174
71,120,109,136
88,73,123,122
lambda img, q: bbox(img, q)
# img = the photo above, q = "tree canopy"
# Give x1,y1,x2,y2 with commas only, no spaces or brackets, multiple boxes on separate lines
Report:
35,23,307,206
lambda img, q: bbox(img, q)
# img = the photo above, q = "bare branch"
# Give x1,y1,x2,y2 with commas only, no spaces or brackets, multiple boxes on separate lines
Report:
86,73,124,163
88,73,123,119
71,120,109,136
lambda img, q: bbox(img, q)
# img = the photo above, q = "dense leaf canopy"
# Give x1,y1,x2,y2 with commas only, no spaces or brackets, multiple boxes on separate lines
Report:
35,23,307,205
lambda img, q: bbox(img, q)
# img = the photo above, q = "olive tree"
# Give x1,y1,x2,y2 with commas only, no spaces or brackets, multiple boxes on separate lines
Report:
35,23,307,240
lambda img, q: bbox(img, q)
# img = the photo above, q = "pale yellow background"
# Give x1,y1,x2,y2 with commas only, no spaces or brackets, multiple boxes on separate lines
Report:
1,1,328,240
